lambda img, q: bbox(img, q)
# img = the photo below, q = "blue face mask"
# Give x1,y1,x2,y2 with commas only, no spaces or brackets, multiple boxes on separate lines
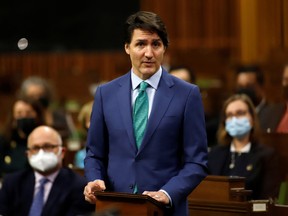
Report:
225,117,252,138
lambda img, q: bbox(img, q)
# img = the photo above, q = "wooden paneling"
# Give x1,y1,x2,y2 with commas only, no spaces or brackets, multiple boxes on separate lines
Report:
284,0,288,47
141,0,239,51
1,0,288,127
0,51,130,127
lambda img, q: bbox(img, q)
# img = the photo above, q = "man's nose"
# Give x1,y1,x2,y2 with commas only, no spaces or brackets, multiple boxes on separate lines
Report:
145,46,153,59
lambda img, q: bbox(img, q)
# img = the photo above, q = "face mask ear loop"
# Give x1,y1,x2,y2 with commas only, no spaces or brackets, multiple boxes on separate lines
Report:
57,146,63,156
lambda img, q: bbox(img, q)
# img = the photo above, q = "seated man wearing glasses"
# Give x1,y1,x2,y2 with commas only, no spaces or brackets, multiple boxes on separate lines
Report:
0,125,94,216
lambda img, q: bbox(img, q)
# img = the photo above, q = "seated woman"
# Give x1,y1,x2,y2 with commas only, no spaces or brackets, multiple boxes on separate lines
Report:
74,100,93,169
0,97,45,177
208,94,281,200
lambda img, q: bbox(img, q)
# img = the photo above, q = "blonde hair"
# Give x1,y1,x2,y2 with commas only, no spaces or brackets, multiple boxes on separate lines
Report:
78,101,93,130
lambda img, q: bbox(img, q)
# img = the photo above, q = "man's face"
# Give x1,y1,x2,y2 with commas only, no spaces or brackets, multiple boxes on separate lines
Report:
125,29,166,80
282,66,288,87
236,72,258,89
27,127,64,173
26,84,45,100
236,72,261,106
13,100,37,119
170,69,192,83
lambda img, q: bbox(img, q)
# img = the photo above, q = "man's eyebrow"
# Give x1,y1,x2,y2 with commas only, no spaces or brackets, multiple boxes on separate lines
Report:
30,142,58,146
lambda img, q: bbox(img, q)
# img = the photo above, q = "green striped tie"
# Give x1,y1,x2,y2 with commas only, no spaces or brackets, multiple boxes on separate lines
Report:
133,81,149,149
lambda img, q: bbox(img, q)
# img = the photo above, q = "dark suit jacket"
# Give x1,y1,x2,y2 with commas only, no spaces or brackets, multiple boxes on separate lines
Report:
260,103,286,132
208,142,281,199
0,167,95,216
85,69,208,216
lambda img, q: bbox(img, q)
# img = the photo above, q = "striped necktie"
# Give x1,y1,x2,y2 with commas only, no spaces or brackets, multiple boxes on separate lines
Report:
133,81,149,149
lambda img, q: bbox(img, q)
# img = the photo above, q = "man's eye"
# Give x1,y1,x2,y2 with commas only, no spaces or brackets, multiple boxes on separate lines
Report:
137,42,145,46
152,42,160,47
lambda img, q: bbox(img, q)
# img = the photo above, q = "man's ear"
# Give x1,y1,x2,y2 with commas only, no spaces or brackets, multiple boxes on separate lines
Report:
124,43,130,55
61,146,66,158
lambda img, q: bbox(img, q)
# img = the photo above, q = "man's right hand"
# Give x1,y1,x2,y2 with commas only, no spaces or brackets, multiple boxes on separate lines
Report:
83,180,106,204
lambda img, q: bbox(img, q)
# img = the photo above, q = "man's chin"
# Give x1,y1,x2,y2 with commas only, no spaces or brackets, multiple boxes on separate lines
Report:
141,66,158,74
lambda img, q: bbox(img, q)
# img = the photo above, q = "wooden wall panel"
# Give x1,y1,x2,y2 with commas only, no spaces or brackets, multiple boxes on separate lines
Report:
0,52,130,128
1,0,288,127
284,0,288,47
141,0,239,50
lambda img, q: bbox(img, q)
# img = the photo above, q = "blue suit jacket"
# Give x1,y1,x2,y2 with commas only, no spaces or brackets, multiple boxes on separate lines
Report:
85,69,208,215
0,167,95,216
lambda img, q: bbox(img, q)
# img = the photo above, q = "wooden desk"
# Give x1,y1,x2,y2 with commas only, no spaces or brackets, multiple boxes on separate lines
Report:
189,175,288,216
94,192,169,216
189,175,253,216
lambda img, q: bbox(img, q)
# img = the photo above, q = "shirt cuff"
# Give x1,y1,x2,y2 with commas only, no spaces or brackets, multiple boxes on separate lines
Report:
159,189,172,207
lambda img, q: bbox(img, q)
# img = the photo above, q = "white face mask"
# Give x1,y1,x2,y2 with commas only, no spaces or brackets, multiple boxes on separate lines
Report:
28,148,61,172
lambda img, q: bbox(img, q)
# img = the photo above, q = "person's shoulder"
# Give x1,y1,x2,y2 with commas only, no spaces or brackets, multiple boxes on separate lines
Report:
106,72,130,85
59,167,86,183
264,102,285,112
2,168,33,184
252,142,276,157
209,144,229,152
0,134,9,150
208,144,229,157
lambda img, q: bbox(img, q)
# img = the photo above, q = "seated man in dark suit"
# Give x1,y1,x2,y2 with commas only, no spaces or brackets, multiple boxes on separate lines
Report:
262,63,288,133
235,65,272,132
0,125,94,216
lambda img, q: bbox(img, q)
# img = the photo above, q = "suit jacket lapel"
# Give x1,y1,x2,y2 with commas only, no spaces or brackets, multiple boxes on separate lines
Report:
43,169,66,214
215,147,230,173
23,170,36,215
139,71,174,152
117,73,137,151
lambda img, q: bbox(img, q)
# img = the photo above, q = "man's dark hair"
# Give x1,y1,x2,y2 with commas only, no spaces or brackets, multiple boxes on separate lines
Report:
124,11,169,48
235,65,264,86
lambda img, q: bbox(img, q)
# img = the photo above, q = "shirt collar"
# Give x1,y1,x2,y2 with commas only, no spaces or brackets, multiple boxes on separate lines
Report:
230,142,251,153
255,98,266,113
131,67,162,90
34,169,60,183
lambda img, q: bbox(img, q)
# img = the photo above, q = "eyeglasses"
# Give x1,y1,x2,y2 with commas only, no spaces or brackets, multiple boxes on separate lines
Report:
225,110,248,120
28,144,61,154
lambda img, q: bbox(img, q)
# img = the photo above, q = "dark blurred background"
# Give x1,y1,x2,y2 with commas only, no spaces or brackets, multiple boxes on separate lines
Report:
0,1,140,52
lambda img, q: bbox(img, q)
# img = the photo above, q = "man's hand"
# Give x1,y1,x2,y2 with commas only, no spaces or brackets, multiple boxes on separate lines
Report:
83,180,106,204
142,190,170,205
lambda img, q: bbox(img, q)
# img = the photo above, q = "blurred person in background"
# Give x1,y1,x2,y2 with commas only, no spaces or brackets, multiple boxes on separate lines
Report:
74,100,93,169
169,65,218,147
235,65,272,131
260,63,288,133
0,97,45,177
169,65,196,83
18,76,72,140
208,94,281,200
74,81,107,169
0,125,94,215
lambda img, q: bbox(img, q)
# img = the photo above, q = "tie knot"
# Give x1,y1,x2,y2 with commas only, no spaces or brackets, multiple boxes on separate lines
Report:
39,178,49,186
139,82,148,91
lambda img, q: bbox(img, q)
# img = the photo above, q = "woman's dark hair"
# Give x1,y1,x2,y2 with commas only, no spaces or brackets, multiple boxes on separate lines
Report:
2,97,46,143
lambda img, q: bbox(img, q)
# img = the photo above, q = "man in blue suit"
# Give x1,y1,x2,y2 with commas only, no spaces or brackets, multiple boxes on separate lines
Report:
83,11,208,216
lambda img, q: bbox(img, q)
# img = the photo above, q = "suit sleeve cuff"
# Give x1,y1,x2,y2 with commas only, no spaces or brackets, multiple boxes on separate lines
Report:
159,189,172,207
